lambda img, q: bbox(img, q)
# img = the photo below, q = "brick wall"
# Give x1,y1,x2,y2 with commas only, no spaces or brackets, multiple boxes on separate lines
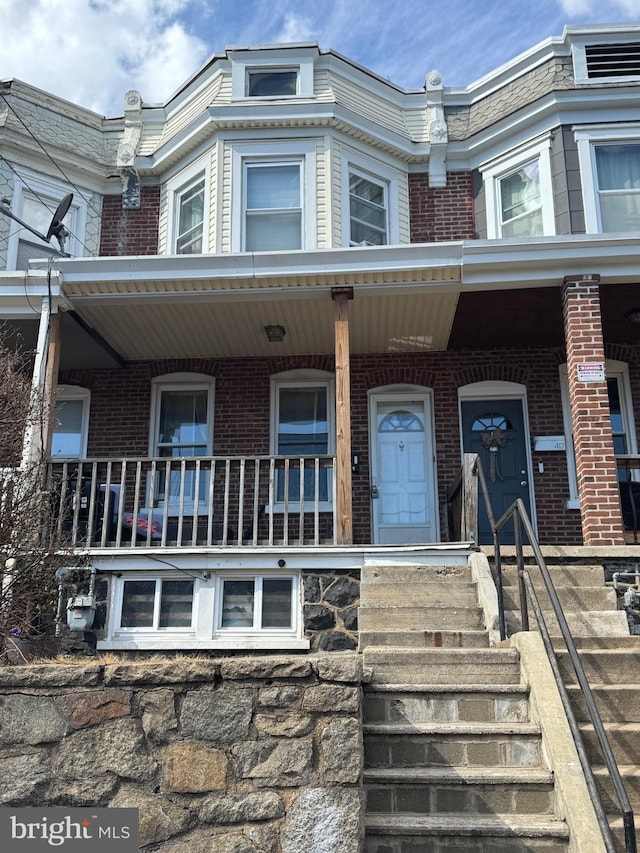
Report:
409,171,476,243
99,186,160,256
60,343,611,546
562,276,625,545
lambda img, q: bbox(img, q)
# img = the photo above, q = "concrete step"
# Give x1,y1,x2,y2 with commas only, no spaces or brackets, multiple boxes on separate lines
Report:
501,585,616,612
505,608,629,637
593,765,640,812
364,684,531,725
579,722,640,764
361,581,479,607
359,628,490,649
363,564,471,584
557,649,640,684
364,814,570,852
362,647,522,685
567,684,640,723
359,605,485,631
364,724,543,769
499,564,606,586
364,766,556,815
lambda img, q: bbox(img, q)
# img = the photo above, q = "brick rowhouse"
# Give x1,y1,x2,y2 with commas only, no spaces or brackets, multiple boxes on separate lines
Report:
562,274,625,545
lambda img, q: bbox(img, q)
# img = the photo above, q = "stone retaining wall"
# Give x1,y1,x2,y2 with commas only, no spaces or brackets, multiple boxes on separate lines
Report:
0,655,366,852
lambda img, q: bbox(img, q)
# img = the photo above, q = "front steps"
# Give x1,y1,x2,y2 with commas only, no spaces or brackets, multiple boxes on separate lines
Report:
555,636,640,850
360,561,571,852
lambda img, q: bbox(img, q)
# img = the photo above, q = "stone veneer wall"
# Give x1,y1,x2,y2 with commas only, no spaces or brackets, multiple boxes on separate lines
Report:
0,655,365,852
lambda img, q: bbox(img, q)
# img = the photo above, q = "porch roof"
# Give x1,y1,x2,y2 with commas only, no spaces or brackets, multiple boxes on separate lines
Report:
31,234,640,362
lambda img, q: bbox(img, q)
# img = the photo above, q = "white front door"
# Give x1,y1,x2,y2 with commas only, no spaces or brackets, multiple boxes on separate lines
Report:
370,393,437,544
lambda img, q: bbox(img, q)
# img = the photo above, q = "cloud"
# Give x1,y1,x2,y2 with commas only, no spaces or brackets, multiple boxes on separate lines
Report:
558,0,640,13
0,0,209,115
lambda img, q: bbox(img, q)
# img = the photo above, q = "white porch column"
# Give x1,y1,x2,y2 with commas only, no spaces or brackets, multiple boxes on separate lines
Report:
21,298,60,469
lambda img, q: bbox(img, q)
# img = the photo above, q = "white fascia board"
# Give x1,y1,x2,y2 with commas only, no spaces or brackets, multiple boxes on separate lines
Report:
51,243,463,286
462,234,640,289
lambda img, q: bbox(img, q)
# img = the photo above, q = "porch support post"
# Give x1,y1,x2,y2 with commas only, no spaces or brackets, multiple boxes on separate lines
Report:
561,274,624,546
43,309,61,459
21,299,54,468
332,287,354,545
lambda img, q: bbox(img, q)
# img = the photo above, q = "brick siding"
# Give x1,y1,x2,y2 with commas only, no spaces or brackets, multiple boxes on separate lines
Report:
562,275,625,545
58,341,627,546
409,171,476,243
99,186,160,256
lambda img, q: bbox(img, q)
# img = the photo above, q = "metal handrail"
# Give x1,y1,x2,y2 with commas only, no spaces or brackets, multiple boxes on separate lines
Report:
471,455,637,853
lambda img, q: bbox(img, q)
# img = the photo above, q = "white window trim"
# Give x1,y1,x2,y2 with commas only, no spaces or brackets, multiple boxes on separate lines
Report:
231,141,317,252
341,150,399,246
269,369,335,513
166,159,210,255
99,568,308,651
6,169,87,270
560,360,638,508
52,385,91,459
481,137,555,239
231,53,315,100
575,124,640,234
214,572,301,637
148,373,215,514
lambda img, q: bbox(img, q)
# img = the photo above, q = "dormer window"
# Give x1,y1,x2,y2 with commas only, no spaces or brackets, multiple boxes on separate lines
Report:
247,68,298,97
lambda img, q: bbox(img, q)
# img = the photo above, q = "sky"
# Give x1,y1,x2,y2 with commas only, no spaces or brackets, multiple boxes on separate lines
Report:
1,0,640,117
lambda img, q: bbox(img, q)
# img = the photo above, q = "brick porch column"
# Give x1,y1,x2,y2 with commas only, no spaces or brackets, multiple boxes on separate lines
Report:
562,274,624,546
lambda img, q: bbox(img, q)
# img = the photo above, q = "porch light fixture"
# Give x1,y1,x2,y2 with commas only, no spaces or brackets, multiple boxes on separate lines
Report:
625,309,640,324
264,324,286,342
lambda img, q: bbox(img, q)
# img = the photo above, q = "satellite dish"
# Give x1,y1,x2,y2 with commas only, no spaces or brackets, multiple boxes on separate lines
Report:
0,192,74,255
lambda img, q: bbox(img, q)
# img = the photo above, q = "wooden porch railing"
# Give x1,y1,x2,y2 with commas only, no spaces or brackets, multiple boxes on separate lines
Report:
47,455,337,548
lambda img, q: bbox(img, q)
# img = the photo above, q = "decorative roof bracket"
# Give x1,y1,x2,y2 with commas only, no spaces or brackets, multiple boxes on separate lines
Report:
116,90,143,208
426,70,447,188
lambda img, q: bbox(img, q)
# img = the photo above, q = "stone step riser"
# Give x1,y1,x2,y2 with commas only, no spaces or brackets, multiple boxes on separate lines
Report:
595,774,640,813
363,566,471,584
499,566,606,585
364,835,569,852
365,781,556,816
556,651,640,684
365,735,543,769
358,629,490,649
364,692,530,725
580,727,640,764
505,609,629,638
367,663,521,685
361,584,479,607
501,588,615,612
567,688,640,723
359,607,485,630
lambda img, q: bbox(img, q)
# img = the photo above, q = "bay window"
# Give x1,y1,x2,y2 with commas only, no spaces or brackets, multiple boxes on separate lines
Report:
175,176,205,254
348,170,388,246
244,161,302,251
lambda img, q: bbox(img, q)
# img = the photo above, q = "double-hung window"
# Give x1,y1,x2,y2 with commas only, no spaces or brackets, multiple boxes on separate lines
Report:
175,176,205,254
244,161,302,251
481,138,555,239
51,386,90,459
348,170,388,246
231,142,316,253
576,127,640,233
149,374,214,512
271,371,335,508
